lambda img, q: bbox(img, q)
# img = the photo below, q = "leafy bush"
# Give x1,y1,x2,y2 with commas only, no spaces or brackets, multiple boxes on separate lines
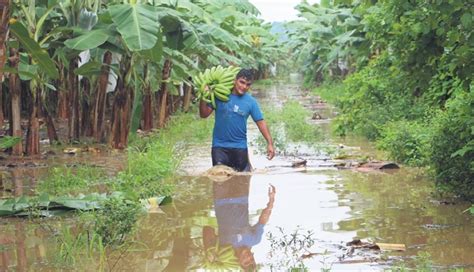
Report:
376,120,431,166
334,53,417,139
93,196,142,246
430,90,474,200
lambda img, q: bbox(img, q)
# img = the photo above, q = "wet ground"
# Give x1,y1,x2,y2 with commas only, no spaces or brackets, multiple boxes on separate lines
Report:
1,82,474,271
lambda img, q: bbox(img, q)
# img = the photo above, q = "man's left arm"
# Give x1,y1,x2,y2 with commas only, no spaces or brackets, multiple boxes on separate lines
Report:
256,120,275,160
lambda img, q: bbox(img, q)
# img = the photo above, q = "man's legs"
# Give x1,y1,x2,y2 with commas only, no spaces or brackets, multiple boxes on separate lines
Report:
211,147,251,172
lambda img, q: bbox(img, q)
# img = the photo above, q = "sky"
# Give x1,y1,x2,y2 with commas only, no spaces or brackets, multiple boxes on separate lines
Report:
249,0,319,22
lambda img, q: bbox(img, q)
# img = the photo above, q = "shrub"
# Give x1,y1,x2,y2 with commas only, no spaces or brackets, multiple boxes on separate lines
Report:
377,120,431,166
430,90,474,200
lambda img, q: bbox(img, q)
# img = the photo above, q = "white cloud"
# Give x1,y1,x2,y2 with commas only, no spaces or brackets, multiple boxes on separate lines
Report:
249,0,319,22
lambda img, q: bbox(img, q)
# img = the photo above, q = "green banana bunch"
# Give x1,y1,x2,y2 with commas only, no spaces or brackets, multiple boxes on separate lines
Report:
194,65,241,108
201,244,240,271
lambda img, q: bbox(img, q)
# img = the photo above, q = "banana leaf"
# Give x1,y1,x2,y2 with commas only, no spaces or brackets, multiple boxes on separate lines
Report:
9,21,59,79
64,28,111,50
0,192,171,217
109,3,160,51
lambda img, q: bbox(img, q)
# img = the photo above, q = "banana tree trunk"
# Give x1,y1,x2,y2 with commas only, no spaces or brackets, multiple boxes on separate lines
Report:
182,83,192,112
68,58,80,142
93,51,112,142
41,100,58,144
110,58,132,149
81,77,92,137
142,64,153,131
26,88,40,156
0,84,3,127
9,47,22,156
142,89,153,132
158,59,172,128
57,62,68,119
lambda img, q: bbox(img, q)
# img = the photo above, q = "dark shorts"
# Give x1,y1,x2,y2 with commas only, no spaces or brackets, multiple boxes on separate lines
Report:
211,147,252,172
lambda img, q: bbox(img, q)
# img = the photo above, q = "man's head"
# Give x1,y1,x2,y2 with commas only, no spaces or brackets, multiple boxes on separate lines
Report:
233,69,254,96
236,247,256,271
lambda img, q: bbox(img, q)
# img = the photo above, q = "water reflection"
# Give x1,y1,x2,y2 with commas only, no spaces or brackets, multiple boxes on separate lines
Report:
202,175,275,271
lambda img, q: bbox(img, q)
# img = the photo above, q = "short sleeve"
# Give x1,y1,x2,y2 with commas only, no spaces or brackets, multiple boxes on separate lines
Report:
250,99,263,122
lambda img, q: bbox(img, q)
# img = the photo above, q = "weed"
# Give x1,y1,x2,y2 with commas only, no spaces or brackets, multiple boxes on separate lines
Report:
37,166,106,196
266,226,316,271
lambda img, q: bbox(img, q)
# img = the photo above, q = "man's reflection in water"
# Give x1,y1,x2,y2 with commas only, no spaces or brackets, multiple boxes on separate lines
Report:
203,175,276,271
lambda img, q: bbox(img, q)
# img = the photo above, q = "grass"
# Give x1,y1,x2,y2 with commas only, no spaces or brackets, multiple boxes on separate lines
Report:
37,110,213,199
311,80,346,104
34,110,213,269
37,166,107,195
253,100,321,155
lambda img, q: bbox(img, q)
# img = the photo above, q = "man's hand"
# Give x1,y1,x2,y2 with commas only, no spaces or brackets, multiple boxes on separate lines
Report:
268,184,276,203
267,143,275,160
255,120,274,160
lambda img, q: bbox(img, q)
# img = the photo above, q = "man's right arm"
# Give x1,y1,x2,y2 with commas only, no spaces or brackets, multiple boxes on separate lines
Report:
199,100,213,118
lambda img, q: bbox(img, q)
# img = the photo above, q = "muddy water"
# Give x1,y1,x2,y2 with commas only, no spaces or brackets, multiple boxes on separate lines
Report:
1,82,474,271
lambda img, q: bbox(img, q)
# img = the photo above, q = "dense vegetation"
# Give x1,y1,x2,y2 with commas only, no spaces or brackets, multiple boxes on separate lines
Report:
286,0,473,200
0,0,281,154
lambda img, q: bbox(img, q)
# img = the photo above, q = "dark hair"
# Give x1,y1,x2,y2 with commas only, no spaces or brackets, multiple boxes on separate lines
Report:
236,69,254,81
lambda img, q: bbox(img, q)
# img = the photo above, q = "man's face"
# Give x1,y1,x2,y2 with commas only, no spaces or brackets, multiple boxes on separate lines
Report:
233,77,252,96
238,248,256,271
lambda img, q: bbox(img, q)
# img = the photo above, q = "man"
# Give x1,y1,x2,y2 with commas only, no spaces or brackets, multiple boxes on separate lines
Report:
199,69,274,172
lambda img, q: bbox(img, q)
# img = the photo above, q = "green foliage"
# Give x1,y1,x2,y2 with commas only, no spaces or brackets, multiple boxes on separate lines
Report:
118,112,212,199
54,223,106,269
430,90,474,200
293,0,473,200
280,101,320,143
285,1,368,84
311,80,346,104
376,120,431,166
255,101,321,154
93,196,143,246
9,21,59,79
37,166,106,195
52,196,142,269
0,136,22,149
333,53,421,140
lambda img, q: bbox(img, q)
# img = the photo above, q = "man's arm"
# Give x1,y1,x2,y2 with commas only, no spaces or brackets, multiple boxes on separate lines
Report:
255,120,275,160
199,100,213,118
258,184,276,224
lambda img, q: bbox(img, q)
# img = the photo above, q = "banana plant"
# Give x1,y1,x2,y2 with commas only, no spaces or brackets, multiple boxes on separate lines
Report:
8,0,60,155
286,1,367,83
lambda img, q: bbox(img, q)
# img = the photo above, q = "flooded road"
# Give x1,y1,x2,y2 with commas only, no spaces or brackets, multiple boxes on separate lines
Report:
1,82,473,271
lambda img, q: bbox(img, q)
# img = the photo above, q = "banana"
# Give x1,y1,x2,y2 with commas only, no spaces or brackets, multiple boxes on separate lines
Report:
195,66,243,106
214,91,229,102
210,92,217,108
214,84,231,95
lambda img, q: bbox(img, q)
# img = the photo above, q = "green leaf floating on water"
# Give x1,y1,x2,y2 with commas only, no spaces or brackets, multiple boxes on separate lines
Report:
0,192,171,217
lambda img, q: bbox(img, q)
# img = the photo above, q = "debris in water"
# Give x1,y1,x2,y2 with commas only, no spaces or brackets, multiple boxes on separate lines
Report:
291,159,307,168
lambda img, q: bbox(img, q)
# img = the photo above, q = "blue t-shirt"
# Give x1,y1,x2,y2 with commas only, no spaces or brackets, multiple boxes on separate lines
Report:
211,93,263,149
214,196,265,247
